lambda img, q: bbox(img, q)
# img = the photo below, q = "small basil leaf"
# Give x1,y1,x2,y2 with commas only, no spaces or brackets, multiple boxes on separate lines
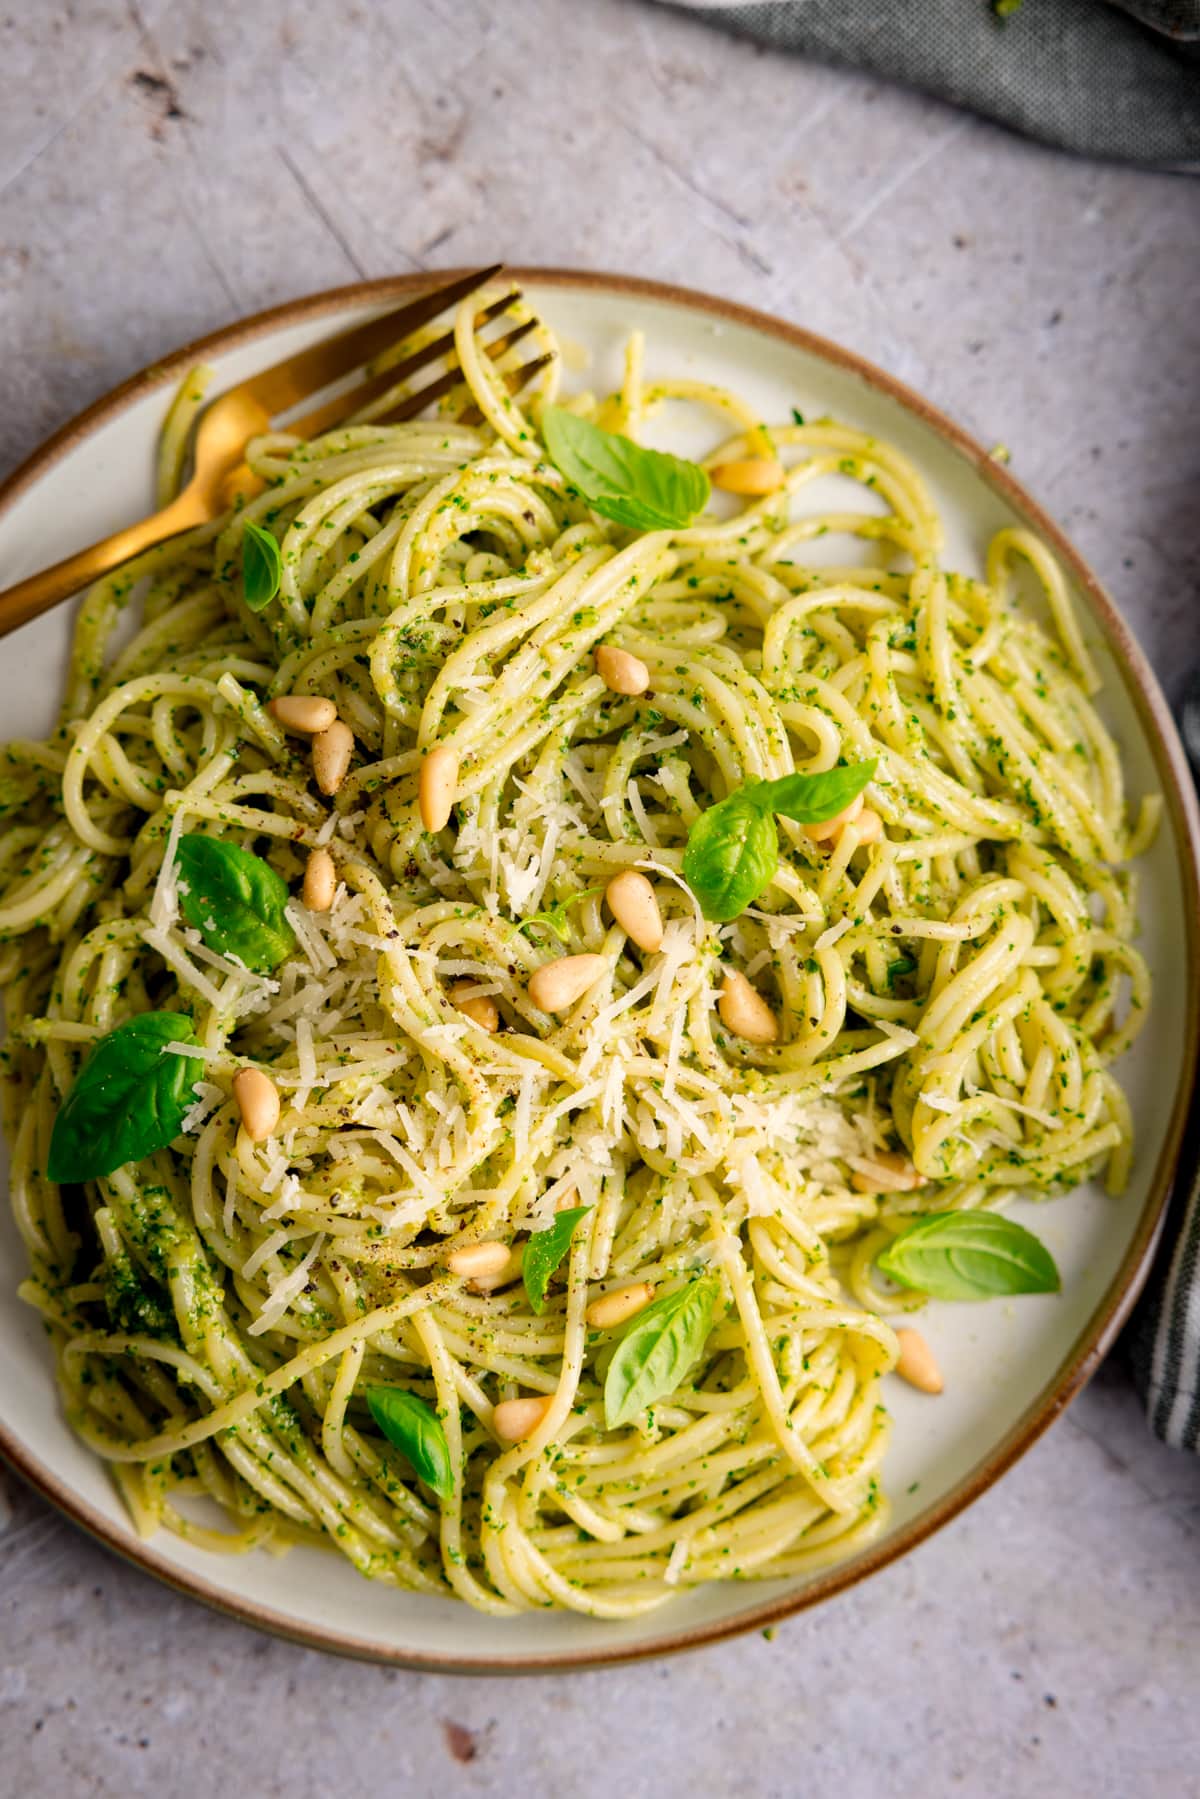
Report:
682,793,778,923
516,886,606,944
241,520,283,612
681,761,878,922
176,834,295,974
604,1273,721,1428
751,760,877,827
523,1206,592,1314
877,1211,1061,1302
365,1386,454,1499
47,1012,199,1183
887,955,916,987
542,406,710,532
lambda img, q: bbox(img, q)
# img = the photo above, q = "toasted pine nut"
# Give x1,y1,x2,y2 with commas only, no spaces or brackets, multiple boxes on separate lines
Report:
302,847,337,912
449,980,499,1033
419,744,459,832
805,792,864,843
527,953,607,1014
232,1068,280,1143
312,719,354,796
894,1328,943,1394
595,645,650,696
492,1395,554,1442
851,1152,923,1194
446,1240,511,1280
852,806,883,846
605,870,663,954
468,1247,523,1293
710,457,785,496
586,1282,654,1330
718,969,778,1044
268,695,337,735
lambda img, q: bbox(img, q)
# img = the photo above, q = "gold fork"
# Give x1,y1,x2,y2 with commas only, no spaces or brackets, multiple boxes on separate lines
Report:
0,265,552,640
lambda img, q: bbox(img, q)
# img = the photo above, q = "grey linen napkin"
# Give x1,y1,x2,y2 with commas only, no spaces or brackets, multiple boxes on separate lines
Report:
654,0,1200,168
1129,1122,1200,1450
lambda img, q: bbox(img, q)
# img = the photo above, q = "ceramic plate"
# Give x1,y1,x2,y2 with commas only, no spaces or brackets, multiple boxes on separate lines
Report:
1,272,1196,1671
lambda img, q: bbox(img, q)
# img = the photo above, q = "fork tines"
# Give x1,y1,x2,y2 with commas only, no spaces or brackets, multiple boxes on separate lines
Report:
244,264,503,418
275,270,552,442
456,351,555,430
373,307,548,428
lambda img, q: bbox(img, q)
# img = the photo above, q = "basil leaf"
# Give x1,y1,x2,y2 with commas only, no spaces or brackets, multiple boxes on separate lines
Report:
523,1206,592,1314
241,520,282,612
47,1012,199,1183
604,1273,721,1428
365,1386,454,1499
176,834,295,974
542,406,710,533
681,761,877,922
887,955,916,987
682,793,778,923
750,761,877,827
516,886,606,944
877,1211,1061,1302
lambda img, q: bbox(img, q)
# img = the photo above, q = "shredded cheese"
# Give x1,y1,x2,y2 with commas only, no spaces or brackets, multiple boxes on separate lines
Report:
246,1232,326,1336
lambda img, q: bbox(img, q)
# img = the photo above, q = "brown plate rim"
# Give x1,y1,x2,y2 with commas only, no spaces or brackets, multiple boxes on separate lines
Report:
1,266,1197,1674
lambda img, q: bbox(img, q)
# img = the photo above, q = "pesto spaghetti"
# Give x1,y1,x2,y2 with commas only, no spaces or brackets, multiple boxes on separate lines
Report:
0,291,1156,1618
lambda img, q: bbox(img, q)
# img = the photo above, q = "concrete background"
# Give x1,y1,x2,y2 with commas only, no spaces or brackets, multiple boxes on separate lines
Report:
2,3,1198,1795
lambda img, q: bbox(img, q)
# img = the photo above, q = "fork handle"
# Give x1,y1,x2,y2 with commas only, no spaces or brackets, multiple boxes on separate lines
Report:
0,486,211,641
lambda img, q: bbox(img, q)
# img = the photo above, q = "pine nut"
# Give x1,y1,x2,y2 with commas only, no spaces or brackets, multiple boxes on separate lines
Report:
710,457,785,496
449,980,499,1033
586,1282,654,1330
312,719,354,796
446,1240,511,1280
894,1328,943,1394
718,969,778,1044
268,695,337,735
595,645,650,696
233,1067,280,1143
527,953,607,1014
419,744,459,832
468,1247,523,1293
805,792,864,843
302,847,337,912
851,1152,922,1194
492,1395,554,1442
605,870,663,953
852,806,883,846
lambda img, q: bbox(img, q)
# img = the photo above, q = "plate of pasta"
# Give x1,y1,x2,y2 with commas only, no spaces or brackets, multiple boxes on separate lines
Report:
0,270,1195,1671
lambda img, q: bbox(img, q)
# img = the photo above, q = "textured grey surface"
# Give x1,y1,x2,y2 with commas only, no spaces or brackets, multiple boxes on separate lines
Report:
2,3,1199,1795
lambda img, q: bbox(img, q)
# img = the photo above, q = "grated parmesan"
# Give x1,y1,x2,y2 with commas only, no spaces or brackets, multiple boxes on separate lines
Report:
145,926,224,1010
149,806,188,933
246,1232,326,1336
814,915,854,953
181,1078,225,1134
296,1016,317,1089
286,899,338,972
